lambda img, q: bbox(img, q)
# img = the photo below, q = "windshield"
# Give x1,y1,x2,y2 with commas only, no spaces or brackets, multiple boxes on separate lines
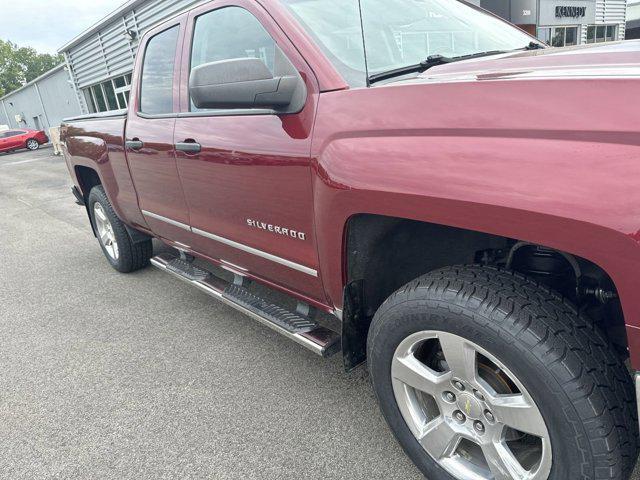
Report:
281,0,534,86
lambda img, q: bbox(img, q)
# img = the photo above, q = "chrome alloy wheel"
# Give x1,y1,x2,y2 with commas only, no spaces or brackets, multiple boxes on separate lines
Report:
93,203,119,261
26,139,39,150
392,331,552,480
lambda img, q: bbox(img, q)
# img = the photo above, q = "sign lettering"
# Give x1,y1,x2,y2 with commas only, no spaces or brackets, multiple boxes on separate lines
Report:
555,6,587,18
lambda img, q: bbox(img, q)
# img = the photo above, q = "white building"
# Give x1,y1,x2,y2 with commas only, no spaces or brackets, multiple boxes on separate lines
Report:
0,65,81,130
58,0,204,115
628,0,640,39
473,0,627,47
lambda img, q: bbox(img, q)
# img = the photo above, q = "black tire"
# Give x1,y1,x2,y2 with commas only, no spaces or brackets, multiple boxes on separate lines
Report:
25,138,40,150
88,185,152,273
367,265,638,480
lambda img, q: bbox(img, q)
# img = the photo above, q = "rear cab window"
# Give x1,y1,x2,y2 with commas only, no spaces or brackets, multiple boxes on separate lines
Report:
139,25,180,115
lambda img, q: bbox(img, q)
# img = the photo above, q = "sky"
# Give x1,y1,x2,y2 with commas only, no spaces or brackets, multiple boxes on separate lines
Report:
0,0,121,54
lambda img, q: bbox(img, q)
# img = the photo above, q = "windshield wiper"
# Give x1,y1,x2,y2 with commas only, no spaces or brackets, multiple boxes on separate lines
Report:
368,50,506,85
523,41,546,50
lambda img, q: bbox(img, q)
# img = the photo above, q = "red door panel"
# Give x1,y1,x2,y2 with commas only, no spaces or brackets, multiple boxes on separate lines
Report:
174,112,323,297
125,116,193,242
174,1,325,301
124,18,194,246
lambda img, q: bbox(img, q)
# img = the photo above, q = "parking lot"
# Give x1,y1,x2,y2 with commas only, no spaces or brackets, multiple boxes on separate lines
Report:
0,146,423,478
1,147,639,479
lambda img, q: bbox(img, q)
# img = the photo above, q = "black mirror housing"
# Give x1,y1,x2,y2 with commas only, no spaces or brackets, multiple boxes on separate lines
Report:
189,58,306,112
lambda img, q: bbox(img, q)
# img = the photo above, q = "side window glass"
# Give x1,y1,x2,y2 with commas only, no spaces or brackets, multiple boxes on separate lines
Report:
140,25,179,115
190,7,297,110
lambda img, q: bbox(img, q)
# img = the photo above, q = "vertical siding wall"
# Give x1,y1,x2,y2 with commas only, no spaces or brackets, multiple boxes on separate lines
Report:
65,0,203,113
37,68,83,126
0,66,81,130
596,0,627,39
578,0,628,43
0,103,9,127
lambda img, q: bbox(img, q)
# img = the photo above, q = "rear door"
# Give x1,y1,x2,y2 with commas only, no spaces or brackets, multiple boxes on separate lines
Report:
173,1,325,301
124,17,193,246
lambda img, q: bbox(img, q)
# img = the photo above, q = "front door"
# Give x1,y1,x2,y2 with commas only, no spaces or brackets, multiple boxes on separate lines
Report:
174,2,325,302
125,18,192,246
4,130,25,150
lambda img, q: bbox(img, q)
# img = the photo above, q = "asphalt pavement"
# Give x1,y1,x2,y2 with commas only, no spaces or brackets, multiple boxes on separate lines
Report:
0,146,422,478
0,147,638,479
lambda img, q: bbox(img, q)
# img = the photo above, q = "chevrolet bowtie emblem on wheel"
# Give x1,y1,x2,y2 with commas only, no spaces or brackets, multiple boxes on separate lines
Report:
246,219,306,240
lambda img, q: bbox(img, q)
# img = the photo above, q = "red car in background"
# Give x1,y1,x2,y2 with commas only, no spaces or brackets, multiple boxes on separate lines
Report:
0,128,48,154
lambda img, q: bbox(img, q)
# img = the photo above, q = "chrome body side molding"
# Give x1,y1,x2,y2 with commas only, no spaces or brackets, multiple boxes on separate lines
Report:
191,227,318,277
142,210,191,231
141,210,318,277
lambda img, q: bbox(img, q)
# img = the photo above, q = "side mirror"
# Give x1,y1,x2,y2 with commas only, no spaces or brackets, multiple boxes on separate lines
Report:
189,58,305,112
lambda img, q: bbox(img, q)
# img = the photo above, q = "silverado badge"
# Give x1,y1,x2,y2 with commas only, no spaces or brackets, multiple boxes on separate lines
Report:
246,219,306,240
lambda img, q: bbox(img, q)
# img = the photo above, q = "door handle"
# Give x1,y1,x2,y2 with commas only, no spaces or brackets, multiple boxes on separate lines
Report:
125,139,144,150
175,140,201,154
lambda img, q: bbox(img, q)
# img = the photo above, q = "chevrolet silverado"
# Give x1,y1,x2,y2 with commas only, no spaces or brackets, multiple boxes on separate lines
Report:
61,1,640,478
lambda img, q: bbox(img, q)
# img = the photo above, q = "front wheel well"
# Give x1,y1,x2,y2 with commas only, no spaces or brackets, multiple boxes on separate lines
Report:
342,214,626,369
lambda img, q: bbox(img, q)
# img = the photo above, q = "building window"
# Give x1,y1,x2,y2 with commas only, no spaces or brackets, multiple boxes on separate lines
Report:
537,26,578,47
84,73,133,113
586,25,617,43
91,84,107,112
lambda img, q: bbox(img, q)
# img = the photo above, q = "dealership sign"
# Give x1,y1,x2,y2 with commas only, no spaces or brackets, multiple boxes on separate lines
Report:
555,5,587,18
539,0,595,25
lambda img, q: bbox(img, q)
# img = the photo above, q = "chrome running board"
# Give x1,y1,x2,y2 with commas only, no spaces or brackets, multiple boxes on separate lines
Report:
150,253,340,357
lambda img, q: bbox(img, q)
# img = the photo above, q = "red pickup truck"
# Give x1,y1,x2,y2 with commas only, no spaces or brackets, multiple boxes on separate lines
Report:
61,1,640,478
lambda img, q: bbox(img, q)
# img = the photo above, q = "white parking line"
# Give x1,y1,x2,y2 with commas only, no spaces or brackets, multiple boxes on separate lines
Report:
0,157,53,167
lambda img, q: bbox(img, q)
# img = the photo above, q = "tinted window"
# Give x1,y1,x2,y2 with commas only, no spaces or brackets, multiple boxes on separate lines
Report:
140,26,179,115
565,26,577,46
192,8,280,73
5,130,24,137
92,85,107,112
190,7,297,110
586,25,617,44
103,81,119,110
606,25,616,41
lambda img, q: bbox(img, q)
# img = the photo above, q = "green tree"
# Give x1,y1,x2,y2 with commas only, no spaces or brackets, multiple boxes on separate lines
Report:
0,40,23,97
0,39,63,97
